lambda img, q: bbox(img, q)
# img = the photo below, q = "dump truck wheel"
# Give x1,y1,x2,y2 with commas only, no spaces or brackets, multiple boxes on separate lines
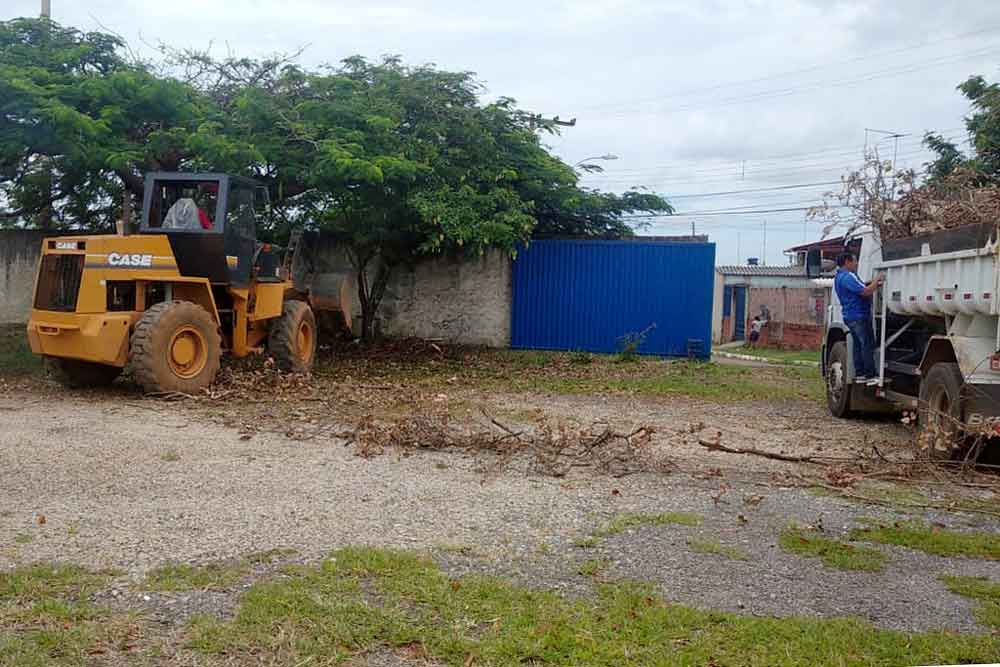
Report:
918,363,966,460
47,358,122,388
269,300,317,373
130,301,221,394
826,341,852,418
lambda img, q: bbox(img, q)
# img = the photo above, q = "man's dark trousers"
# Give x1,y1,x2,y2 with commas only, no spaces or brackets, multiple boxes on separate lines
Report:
845,318,876,378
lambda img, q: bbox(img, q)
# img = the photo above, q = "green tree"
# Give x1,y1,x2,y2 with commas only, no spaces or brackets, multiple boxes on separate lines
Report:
924,74,1000,188
0,18,257,229
3,21,673,339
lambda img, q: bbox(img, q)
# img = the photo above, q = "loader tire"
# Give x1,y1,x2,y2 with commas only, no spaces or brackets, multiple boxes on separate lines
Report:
47,358,122,388
918,363,967,460
269,300,317,373
130,301,221,394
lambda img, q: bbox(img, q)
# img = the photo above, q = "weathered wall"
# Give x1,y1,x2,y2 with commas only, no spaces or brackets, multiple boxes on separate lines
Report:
303,235,512,347
0,231,43,323
0,230,513,346
747,286,826,350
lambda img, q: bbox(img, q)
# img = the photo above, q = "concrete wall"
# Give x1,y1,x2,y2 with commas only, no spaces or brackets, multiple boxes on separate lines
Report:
747,286,826,350
0,230,513,347
379,250,510,347
301,234,512,347
0,230,43,323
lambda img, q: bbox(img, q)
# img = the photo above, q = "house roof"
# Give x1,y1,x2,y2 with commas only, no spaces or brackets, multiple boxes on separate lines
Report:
784,236,846,253
715,264,810,277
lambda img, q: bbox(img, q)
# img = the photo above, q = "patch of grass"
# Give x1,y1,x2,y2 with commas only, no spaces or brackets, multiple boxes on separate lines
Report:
688,538,749,561
139,560,249,592
595,511,702,538
245,547,298,564
941,575,1000,629
737,346,820,365
0,326,43,377
568,349,593,365
545,362,823,403
159,449,181,463
849,520,1000,559
573,536,599,549
318,346,823,405
780,527,885,572
0,563,137,665
14,533,32,545
434,543,476,556
188,546,1000,666
577,558,610,578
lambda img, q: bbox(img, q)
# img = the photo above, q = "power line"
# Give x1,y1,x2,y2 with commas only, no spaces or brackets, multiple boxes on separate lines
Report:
594,135,951,176
575,26,1000,114
665,180,841,199
589,46,1000,118
623,205,843,218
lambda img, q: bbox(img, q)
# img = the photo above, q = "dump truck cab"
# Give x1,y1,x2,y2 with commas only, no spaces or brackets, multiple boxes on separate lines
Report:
27,172,317,393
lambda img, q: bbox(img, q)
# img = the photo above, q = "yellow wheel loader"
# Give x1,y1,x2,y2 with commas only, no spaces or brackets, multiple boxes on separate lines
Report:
27,172,317,393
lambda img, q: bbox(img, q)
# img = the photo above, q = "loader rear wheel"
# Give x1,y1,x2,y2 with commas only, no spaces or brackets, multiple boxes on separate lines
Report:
131,301,221,394
269,300,316,373
47,358,122,388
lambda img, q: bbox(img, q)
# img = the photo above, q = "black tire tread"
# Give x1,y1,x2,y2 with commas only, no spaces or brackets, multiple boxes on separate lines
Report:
826,341,853,419
130,300,221,394
269,300,316,373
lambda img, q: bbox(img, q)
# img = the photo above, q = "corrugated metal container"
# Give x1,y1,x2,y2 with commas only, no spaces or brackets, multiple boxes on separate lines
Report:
511,239,715,357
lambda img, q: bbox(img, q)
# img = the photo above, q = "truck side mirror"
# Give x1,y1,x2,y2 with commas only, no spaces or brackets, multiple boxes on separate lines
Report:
805,249,822,279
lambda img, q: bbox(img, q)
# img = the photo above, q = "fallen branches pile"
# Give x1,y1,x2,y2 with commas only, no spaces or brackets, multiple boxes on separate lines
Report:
345,409,664,478
881,176,1000,241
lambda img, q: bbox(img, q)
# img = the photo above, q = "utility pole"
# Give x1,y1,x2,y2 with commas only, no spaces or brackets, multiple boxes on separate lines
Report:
691,221,696,237
737,232,742,264
41,0,51,18
762,220,767,265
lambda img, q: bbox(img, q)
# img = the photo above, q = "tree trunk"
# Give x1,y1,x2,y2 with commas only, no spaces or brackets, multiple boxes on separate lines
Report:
348,246,394,342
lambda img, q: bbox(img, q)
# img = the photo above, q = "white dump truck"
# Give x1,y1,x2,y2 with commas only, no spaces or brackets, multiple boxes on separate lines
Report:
811,222,1000,448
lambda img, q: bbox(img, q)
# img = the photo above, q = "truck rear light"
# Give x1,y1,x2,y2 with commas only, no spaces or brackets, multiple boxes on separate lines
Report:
984,293,992,300
991,354,1000,372
963,293,973,300
943,293,953,300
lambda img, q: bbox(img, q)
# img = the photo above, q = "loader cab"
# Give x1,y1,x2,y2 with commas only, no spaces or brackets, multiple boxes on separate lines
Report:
140,172,260,288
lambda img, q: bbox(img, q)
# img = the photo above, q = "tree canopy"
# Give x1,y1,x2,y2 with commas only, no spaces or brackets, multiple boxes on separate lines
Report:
0,17,673,337
924,74,1000,188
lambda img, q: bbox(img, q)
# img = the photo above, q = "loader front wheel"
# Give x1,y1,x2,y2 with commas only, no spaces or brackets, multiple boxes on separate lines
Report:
47,358,122,388
269,300,317,373
131,301,221,394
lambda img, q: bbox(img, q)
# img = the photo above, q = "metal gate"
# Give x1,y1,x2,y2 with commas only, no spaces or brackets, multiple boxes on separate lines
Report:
511,240,715,358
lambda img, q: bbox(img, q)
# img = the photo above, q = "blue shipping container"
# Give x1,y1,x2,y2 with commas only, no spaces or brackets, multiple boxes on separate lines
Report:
511,239,715,358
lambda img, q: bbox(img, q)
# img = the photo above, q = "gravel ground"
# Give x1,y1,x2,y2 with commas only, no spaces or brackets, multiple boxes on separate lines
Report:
2,390,999,636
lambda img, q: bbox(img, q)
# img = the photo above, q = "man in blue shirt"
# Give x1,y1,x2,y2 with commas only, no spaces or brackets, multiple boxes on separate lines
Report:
834,251,884,383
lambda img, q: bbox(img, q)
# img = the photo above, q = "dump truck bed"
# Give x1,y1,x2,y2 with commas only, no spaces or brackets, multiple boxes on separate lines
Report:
877,222,999,318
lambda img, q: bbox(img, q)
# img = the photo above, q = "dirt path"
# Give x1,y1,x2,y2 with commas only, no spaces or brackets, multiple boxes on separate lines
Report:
2,390,998,635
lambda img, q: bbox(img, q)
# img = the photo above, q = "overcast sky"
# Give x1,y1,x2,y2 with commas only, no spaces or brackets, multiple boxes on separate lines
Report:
6,0,1000,264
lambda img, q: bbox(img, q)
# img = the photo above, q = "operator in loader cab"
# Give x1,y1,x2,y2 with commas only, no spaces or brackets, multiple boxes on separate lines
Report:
834,251,884,385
